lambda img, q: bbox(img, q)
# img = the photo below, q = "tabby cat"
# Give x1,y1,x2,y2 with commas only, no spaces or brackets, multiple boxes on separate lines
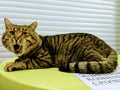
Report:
2,18,118,74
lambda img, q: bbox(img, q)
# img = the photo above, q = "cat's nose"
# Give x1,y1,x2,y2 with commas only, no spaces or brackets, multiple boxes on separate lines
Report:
15,34,21,41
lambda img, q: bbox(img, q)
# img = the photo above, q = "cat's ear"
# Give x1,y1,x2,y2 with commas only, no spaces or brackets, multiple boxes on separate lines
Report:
29,21,38,31
4,18,13,29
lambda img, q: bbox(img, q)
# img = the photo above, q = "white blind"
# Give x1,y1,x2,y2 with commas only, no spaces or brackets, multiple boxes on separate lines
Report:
0,0,119,62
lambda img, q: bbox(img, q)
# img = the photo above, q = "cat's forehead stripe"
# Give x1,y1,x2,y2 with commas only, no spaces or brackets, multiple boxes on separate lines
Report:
12,25,27,31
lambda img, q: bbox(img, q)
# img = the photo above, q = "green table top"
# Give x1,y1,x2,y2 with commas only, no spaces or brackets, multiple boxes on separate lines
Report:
0,57,90,90
0,55,120,90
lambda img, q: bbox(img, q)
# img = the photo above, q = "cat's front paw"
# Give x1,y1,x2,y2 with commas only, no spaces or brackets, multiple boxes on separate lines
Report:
4,62,24,72
4,62,15,72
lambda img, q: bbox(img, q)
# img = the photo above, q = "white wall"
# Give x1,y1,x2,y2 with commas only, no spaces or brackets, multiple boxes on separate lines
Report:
0,0,120,62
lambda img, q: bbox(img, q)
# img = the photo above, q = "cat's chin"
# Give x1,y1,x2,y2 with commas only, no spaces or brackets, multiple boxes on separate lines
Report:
15,51,24,57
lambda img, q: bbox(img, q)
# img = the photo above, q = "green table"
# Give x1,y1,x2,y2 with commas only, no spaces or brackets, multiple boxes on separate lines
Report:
0,55,120,90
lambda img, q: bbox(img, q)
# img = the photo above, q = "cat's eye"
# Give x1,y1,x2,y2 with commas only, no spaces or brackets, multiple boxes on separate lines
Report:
9,31,14,35
22,32,27,35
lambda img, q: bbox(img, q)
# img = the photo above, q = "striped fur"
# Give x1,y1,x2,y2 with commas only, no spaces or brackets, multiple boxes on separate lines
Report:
2,18,118,73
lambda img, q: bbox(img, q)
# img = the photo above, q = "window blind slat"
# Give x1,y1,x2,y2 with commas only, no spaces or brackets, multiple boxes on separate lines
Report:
0,6,115,17
0,1,115,12
0,11,115,20
2,0,114,7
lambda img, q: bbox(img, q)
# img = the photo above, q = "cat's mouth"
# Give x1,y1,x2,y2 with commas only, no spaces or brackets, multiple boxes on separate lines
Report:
14,44,22,54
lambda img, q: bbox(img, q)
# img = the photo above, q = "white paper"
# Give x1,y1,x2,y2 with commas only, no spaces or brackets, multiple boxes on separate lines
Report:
74,66,120,90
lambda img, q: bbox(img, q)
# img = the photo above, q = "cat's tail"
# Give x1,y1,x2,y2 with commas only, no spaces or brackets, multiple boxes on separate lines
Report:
69,50,118,74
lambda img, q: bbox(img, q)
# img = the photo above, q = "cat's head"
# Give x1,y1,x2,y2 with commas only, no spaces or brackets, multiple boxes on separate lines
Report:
2,18,41,56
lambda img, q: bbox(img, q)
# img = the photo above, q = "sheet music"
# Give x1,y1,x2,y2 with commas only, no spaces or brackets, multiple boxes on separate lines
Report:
74,66,120,90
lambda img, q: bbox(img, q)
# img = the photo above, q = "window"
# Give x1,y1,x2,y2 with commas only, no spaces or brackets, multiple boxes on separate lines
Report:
0,0,119,61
